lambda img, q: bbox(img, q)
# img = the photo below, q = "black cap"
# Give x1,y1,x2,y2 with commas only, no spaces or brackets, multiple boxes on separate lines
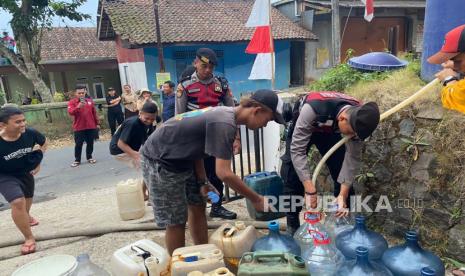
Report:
196,48,218,65
107,87,115,91
250,89,285,124
349,102,380,140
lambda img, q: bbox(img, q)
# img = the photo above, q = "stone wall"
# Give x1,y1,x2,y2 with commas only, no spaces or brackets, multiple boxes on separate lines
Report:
311,103,465,262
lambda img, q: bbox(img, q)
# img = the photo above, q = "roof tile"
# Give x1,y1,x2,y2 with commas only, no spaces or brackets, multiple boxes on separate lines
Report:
102,0,317,46
41,27,116,62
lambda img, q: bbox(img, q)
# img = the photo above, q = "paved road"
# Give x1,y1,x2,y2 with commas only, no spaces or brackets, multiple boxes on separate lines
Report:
0,141,139,210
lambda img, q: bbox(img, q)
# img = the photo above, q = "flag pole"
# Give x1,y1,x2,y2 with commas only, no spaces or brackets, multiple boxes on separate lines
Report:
269,0,275,90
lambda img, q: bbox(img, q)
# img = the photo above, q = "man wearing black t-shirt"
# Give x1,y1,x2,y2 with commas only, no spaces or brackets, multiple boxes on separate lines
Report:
0,106,47,255
110,102,158,199
110,101,157,167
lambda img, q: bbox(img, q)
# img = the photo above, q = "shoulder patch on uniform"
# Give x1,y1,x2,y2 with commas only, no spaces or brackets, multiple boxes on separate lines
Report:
176,84,184,98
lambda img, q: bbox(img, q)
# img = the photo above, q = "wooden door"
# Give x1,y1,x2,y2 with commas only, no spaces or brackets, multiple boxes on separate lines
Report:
341,17,407,61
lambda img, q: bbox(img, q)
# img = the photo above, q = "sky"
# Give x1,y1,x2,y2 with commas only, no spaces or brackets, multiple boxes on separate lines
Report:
0,0,99,37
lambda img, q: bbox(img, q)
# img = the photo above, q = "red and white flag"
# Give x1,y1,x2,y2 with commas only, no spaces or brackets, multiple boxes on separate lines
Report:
361,0,374,22
245,0,274,80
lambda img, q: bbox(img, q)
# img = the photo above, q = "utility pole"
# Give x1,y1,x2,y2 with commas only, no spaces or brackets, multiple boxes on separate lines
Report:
331,0,341,65
153,0,165,72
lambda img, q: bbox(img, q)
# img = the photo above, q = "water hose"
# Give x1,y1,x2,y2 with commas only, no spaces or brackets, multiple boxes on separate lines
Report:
310,78,440,186
0,220,278,249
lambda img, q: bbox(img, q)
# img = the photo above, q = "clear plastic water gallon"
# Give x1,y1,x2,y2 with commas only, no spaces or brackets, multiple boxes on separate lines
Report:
304,232,345,276
70,254,110,276
293,212,327,255
324,202,353,238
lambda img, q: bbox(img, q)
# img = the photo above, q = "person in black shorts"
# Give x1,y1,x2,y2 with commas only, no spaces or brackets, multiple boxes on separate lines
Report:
141,89,286,254
0,106,47,255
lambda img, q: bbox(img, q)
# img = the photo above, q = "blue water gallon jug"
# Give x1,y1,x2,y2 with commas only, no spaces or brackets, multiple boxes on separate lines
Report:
336,215,388,260
381,231,445,276
324,203,354,239
336,246,393,276
293,212,327,255
304,232,345,276
251,221,301,256
421,267,437,276
244,171,285,221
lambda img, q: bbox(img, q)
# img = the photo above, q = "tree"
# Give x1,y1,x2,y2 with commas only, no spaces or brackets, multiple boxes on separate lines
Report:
0,0,90,103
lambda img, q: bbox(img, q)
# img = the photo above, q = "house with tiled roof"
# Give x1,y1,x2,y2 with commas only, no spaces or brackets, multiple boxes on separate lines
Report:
97,0,317,96
0,27,121,103
273,0,426,80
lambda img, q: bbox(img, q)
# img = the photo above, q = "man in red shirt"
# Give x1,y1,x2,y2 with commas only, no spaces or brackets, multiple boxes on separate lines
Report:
67,85,99,167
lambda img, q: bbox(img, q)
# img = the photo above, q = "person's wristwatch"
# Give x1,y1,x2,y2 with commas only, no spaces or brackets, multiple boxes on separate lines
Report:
198,180,209,187
442,75,459,86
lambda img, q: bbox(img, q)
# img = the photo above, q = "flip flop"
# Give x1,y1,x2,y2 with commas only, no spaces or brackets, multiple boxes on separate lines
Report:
21,241,36,255
87,159,97,164
30,217,39,227
70,161,80,167
453,269,465,276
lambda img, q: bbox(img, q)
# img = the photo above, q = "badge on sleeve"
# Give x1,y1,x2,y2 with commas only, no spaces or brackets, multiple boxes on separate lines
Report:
176,84,184,98
214,84,222,92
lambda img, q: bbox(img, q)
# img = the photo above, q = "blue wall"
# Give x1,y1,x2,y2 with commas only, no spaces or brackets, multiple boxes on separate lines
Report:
144,41,291,99
421,0,465,81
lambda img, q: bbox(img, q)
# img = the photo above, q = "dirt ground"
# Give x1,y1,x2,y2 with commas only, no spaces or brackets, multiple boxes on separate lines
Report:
0,186,281,275
47,129,112,150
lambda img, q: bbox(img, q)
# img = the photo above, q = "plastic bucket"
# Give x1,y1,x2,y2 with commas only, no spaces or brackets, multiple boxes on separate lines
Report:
12,255,77,276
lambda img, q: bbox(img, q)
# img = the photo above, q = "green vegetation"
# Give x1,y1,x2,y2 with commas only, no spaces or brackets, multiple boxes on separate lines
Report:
309,50,390,92
53,92,66,102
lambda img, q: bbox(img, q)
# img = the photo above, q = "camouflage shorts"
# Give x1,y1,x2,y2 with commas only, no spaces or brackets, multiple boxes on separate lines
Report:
141,155,205,227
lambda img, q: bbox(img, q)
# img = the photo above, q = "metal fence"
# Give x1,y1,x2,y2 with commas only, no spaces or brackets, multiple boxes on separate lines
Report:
225,126,265,201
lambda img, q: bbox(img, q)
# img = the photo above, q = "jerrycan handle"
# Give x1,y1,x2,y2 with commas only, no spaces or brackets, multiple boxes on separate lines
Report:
224,227,237,237
253,252,288,263
245,171,271,179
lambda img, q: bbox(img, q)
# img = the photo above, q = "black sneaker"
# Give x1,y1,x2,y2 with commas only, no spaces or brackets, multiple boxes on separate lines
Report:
210,205,237,219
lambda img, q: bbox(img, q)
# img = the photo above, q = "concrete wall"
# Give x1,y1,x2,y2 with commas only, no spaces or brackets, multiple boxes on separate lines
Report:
3,73,34,104
305,19,333,81
3,68,120,105
143,41,291,99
